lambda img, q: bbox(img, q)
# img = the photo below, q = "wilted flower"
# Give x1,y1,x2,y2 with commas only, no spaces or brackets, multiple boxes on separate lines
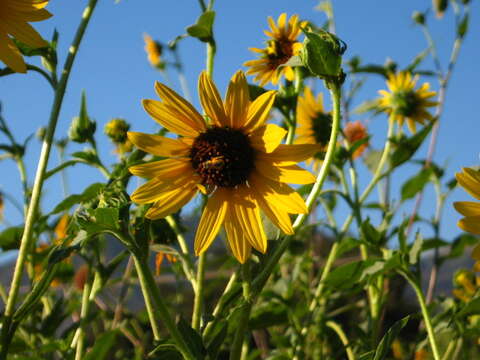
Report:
343,121,369,159
244,13,306,86
378,72,437,133
155,252,177,275
128,70,317,263
0,0,52,73
143,33,164,69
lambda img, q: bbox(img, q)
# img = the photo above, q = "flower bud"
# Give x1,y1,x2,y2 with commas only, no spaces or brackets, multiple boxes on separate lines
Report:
104,118,130,143
68,91,96,143
433,0,448,18
144,33,165,70
68,116,96,143
412,11,426,25
300,28,345,79
36,126,47,141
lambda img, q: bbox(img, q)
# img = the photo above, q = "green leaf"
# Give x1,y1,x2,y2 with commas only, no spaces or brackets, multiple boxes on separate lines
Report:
94,208,119,229
401,167,432,201
71,149,101,166
0,226,23,250
186,11,215,42
325,259,376,290
51,183,104,214
409,232,423,265
148,343,183,360
390,121,435,168
84,330,118,360
405,48,430,73
363,150,383,174
372,316,410,360
176,317,206,359
361,218,382,246
449,233,478,259
249,304,289,329
457,297,480,318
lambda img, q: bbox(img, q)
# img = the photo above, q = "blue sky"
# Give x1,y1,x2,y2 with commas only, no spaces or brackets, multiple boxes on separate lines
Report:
1,1,479,250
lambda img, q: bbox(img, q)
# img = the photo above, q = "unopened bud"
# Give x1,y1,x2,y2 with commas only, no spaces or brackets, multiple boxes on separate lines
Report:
412,11,426,25
68,116,96,143
104,118,130,143
433,0,449,18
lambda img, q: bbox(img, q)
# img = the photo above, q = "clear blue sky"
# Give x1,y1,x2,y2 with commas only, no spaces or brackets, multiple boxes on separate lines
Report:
1,1,479,250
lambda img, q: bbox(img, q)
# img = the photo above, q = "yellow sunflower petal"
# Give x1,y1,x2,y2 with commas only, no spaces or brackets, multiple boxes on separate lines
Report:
258,144,321,165
130,174,194,204
0,34,26,73
129,158,192,179
231,187,267,253
255,161,315,184
142,99,200,137
154,81,205,130
127,132,191,157
199,71,228,127
454,201,480,217
249,124,287,153
456,169,480,201
249,172,308,214
243,91,276,132
145,184,198,219
458,216,480,235
11,8,52,21
225,70,250,128
3,19,48,48
254,194,293,234
224,210,251,264
194,189,229,256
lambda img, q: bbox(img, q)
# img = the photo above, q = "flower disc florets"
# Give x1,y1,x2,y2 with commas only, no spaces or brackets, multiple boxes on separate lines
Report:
190,126,255,188
312,112,332,146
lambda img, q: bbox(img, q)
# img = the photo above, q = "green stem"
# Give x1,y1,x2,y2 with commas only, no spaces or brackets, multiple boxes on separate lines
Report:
251,80,341,296
165,215,196,289
1,0,99,355
206,41,216,77
15,157,28,216
202,271,238,339
326,321,355,360
402,272,441,360
73,269,92,360
132,253,195,359
230,262,252,360
192,253,206,331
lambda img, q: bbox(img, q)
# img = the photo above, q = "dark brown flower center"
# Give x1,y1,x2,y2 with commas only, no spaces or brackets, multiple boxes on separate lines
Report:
190,126,255,188
266,39,295,68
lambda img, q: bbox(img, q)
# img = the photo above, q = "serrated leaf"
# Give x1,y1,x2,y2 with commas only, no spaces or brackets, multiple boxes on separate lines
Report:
324,259,376,289
401,167,432,201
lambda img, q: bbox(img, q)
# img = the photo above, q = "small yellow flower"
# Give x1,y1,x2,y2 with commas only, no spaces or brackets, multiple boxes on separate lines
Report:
343,121,369,159
128,70,318,263
244,13,305,86
54,214,69,243
0,0,52,73
378,72,437,133
143,33,163,69
295,87,330,170
453,168,480,235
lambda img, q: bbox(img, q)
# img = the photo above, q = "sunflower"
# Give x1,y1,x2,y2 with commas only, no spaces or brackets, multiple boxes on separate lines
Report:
295,86,331,170
453,167,480,235
343,120,369,159
0,0,52,73
378,72,437,133
244,13,305,86
128,71,318,263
